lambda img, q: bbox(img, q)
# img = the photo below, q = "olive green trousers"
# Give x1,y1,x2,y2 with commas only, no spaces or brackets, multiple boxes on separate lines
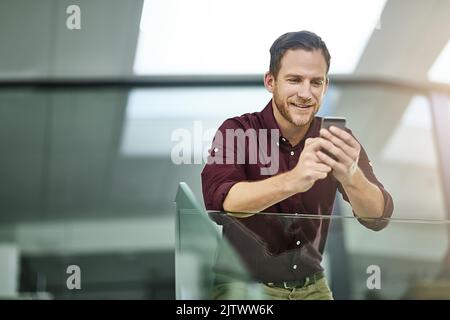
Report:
212,277,334,300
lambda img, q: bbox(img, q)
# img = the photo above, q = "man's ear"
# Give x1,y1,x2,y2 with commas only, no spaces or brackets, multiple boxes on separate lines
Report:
264,71,275,93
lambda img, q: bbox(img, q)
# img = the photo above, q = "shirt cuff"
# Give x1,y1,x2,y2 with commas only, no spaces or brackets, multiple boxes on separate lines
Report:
356,187,394,231
211,181,240,211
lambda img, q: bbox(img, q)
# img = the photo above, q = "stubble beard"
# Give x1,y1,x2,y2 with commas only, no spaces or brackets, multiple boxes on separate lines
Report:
273,91,317,128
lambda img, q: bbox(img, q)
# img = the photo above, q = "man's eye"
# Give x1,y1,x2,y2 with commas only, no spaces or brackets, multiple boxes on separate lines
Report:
288,79,299,83
312,81,323,87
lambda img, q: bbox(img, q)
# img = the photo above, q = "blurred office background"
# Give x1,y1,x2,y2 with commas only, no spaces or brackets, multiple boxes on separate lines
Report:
0,0,450,299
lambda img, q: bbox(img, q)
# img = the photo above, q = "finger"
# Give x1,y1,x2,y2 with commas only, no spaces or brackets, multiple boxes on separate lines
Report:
306,137,331,152
312,163,332,173
313,171,329,181
306,170,329,182
305,138,322,150
316,150,336,168
316,138,354,166
305,137,316,146
320,128,359,160
316,150,347,173
329,126,360,149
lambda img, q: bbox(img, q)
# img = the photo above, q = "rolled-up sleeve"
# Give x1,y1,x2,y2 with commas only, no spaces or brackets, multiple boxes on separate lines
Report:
337,134,394,231
201,119,247,212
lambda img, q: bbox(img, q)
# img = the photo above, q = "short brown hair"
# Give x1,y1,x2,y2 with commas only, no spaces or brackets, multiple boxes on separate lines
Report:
269,31,331,78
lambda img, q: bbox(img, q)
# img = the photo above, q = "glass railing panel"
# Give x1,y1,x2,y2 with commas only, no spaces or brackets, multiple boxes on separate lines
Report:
177,211,450,300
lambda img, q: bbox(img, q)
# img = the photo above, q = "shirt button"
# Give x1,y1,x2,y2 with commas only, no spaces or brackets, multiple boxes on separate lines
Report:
214,148,218,152
293,264,298,270
290,151,294,156
276,141,279,147
296,241,301,246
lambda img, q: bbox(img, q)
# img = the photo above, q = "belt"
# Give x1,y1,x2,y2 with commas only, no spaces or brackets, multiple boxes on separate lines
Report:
265,272,325,289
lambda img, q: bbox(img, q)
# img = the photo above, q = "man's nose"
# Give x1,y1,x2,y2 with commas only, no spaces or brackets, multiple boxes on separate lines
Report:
297,81,312,100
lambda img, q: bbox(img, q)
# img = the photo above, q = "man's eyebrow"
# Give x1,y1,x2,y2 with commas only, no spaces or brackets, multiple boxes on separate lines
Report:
284,74,326,80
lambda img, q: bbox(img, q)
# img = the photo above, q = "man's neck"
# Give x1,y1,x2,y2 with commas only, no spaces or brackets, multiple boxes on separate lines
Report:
272,103,311,147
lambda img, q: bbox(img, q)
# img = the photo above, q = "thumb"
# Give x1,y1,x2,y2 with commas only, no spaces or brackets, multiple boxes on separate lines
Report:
305,138,317,147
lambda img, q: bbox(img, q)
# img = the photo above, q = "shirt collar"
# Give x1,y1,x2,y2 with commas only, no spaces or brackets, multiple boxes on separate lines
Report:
261,99,281,132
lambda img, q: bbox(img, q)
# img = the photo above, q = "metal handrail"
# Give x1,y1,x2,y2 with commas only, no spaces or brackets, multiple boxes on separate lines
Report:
0,75,449,94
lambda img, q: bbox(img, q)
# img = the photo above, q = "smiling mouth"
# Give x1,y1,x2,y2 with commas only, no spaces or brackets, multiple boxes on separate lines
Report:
290,103,313,109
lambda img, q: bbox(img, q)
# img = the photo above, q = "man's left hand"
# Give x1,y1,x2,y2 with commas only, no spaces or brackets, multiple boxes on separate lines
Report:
317,126,361,186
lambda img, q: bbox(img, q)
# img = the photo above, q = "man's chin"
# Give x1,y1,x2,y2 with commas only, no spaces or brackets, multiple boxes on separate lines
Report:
290,116,313,127
292,121,310,127
278,106,313,127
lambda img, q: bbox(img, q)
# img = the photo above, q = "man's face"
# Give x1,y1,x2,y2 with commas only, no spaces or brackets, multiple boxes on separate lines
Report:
266,49,328,128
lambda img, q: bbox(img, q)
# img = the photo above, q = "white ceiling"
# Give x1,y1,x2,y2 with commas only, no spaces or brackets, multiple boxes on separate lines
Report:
134,0,387,75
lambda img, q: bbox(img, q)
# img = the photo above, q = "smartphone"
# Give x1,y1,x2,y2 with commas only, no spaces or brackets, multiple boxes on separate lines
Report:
320,117,346,131
320,117,346,161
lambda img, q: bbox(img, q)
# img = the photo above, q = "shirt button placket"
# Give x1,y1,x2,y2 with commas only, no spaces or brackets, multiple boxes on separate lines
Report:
289,150,296,169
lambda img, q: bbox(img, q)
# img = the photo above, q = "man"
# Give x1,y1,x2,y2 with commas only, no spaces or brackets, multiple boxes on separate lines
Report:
201,31,394,300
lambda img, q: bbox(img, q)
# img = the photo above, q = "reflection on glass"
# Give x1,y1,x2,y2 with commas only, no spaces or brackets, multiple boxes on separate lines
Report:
176,182,450,300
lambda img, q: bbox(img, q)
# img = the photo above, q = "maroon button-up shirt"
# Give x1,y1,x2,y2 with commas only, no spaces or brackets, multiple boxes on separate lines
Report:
201,100,394,282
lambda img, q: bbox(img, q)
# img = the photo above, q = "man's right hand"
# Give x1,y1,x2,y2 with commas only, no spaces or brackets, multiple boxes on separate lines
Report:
223,138,334,213
287,138,332,193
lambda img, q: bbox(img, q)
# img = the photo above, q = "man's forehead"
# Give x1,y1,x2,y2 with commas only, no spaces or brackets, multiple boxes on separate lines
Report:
279,49,327,77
